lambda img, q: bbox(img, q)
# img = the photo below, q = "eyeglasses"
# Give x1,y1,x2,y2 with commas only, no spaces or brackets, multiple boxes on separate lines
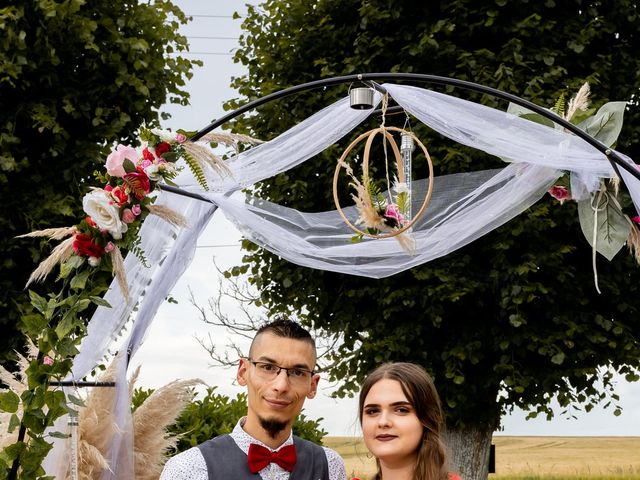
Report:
247,359,315,385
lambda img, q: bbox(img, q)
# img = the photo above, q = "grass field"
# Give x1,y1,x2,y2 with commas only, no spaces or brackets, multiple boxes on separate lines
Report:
323,436,640,479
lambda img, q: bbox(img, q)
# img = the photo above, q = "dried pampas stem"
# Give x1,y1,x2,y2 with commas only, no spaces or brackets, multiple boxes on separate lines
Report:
565,82,591,122
199,132,263,151
627,222,640,264
133,378,205,480
394,232,416,256
25,236,75,287
351,181,386,231
128,365,141,397
609,176,621,197
109,247,129,301
147,205,188,228
16,226,77,241
183,142,233,178
75,361,119,479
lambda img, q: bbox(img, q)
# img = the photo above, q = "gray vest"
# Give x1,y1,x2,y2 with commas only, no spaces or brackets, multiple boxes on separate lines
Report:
197,434,330,480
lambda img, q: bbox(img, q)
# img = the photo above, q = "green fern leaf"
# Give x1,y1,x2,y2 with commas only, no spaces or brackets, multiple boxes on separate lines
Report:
552,93,566,118
182,151,209,191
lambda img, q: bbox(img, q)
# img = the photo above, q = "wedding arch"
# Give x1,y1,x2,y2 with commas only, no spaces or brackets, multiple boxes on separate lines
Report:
30,73,640,479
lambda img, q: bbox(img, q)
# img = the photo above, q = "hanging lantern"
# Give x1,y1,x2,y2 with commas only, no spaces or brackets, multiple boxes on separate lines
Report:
349,87,375,110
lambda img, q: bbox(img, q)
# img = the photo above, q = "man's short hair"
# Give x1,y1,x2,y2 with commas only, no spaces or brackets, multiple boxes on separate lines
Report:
249,317,316,355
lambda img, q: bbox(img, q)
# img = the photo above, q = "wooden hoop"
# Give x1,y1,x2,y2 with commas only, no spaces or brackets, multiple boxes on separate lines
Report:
333,126,434,239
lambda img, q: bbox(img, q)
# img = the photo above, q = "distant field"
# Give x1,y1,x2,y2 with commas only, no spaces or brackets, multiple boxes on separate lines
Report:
323,436,640,479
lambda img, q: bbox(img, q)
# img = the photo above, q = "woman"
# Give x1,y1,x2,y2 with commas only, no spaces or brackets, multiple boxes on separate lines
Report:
357,362,460,480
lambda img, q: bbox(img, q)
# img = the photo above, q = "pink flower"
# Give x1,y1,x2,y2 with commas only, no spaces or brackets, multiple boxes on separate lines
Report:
175,133,187,143
631,216,640,224
131,204,142,216
548,185,571,203
106,144,138,178
384,203,405,227
43,356,54,366
140,159,153,169
122,208,136,224
104,241,115,253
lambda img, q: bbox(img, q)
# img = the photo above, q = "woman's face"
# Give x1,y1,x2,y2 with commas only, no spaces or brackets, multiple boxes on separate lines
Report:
361,378,424,468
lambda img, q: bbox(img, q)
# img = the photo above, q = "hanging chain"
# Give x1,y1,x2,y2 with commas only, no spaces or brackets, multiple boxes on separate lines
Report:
378,93,394,203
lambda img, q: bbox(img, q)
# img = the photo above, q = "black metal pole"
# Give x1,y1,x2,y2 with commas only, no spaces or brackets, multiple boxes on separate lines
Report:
190,72,640,182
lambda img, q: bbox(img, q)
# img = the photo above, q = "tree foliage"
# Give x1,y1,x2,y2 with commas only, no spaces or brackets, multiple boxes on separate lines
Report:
0,0,200,365
132,387,328,453
226,0,640,431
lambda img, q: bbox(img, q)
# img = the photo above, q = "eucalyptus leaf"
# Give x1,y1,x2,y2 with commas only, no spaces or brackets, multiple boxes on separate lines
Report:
577,101,627,147
90,295,112,308
0,390,20,413
507,103,556,129
8,413,21,433
122,158,137,173
28,290,48,315
578,193,631,260
59,255,85,279
70,270,91,291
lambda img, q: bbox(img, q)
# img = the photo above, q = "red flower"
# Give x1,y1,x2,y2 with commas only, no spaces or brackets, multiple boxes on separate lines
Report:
86,216,97,227
110,186,130,206
142,147,155,161
72,234,105,258
155,141,171,157
124,170,151,200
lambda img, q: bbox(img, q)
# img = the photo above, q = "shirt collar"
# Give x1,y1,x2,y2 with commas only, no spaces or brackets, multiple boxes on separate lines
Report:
231,416,294,455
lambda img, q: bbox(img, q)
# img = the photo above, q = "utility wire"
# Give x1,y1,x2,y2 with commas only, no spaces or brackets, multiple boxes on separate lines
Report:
187,36,239,40
176,52,235,56
188,14,240,18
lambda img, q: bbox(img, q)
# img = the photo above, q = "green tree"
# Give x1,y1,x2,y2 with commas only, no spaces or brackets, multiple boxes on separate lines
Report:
0,0,200,366
225,1,640,478
132,387,327,452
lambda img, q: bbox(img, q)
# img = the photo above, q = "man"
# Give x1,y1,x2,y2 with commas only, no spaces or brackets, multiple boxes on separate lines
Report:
160,318,347,480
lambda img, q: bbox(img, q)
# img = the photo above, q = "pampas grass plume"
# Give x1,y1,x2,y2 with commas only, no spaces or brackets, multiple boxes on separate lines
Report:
133,379,204,479
25,236,75,287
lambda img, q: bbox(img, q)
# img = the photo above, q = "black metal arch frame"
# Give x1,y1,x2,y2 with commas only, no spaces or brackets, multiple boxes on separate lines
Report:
160,72,639,203
10,74,635,480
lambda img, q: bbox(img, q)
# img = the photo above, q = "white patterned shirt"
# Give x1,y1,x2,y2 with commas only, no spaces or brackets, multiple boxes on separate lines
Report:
160,418,347,480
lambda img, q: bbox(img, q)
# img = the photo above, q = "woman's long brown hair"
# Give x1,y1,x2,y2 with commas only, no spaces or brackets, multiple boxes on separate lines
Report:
358,362,450,480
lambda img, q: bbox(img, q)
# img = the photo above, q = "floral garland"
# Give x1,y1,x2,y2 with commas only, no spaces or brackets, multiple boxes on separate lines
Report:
19,127,259,299
520,83,640,290
1,127,258,479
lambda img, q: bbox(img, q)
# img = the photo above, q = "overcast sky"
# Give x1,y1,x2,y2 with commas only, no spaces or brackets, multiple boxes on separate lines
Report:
130,0,640,437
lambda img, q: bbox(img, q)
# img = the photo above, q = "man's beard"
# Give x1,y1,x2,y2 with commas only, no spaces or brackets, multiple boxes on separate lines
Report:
259,416,288,438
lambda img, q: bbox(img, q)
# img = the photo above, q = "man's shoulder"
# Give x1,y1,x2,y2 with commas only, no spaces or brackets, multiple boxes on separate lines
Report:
160,447,207,480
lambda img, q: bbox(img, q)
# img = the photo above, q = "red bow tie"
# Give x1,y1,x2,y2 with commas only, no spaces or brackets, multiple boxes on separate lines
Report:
247,443,297,473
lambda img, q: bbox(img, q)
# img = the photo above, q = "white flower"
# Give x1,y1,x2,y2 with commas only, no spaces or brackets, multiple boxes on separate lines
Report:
82,189,128,240
393,180,409,195
88,256,101,267
144,164,162,181
151,128,176,142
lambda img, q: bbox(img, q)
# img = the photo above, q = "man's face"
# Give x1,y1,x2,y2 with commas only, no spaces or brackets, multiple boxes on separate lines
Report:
237,332,319,433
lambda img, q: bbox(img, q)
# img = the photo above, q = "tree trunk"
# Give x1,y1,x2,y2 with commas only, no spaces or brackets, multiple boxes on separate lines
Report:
444,425,493,480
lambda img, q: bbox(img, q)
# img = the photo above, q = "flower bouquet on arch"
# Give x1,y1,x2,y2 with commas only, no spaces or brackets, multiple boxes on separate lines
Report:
511,82,640,290
18,127,260,300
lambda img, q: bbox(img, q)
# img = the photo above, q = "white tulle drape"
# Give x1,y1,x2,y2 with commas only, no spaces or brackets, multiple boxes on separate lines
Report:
44,83,640,478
